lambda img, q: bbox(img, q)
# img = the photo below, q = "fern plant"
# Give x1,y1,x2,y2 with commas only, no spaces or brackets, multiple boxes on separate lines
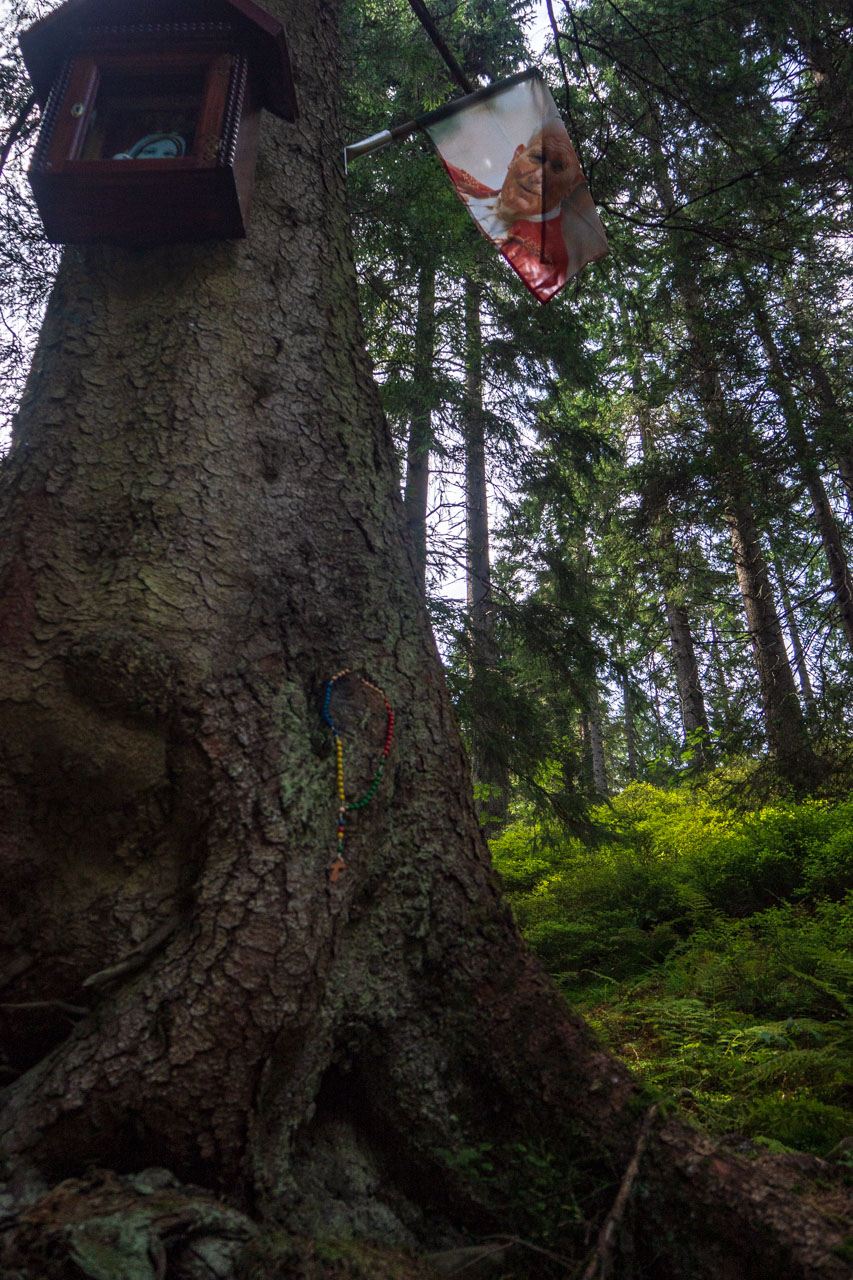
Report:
491,783,853,1156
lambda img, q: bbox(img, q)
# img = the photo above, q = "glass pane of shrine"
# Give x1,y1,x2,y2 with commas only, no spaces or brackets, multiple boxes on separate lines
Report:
80,66,206,160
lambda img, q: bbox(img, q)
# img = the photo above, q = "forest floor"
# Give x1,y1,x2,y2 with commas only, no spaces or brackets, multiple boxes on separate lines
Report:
490,779,853,1164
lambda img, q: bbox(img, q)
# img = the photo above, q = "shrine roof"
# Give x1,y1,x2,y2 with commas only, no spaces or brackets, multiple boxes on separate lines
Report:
20,0,296,118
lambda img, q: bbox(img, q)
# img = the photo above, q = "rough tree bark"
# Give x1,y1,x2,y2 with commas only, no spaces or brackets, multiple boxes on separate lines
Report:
0,4,851,1276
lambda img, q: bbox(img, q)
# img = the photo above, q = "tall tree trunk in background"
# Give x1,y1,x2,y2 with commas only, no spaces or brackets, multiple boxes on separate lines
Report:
739,270,853,652
627,324,711,762
709,620,734,730
580,703,609,797
684,377,809,776
587,684,609,797
463,278,492,652
650,140,814,783
771,541,820,728
722,495,813,776
664,589,712,749
648,657,665,753
580,708,594,790
463,276,507,828
786,305,853,521
578,706,604,793
0,5,850,1274
403,262,436,591
622,671,638,780
631,357,712,762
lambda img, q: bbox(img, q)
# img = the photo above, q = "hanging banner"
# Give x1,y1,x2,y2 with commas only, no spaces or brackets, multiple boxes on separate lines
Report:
422,70,608,304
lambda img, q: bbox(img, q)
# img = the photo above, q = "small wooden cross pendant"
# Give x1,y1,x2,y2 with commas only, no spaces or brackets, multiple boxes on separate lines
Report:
329,857,347,883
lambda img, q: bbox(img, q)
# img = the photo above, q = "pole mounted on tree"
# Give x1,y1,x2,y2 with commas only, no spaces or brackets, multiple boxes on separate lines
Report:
345,0,477,166
344,68,542,166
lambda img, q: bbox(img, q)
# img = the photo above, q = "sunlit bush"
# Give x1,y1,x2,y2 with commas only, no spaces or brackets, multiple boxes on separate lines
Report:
491,783,853,1156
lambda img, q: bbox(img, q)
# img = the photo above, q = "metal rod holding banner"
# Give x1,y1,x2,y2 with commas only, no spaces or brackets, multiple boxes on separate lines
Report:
344,68,542,169
344,130,393,165
344,118,418,169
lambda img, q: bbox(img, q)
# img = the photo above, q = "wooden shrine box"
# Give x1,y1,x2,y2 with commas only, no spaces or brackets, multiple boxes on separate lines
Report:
20,0,296,244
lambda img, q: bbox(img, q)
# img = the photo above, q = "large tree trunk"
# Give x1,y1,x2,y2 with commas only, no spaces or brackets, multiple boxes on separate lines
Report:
0,5,850,1275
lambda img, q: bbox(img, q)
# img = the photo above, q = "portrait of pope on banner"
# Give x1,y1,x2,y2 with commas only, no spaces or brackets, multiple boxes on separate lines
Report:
425,73,608,304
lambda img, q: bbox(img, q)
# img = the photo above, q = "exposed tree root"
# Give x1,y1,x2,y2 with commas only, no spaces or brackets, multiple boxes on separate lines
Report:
580,1103,660,1280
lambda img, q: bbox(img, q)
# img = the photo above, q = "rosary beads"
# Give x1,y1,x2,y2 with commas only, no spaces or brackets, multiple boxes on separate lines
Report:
322,670,394,881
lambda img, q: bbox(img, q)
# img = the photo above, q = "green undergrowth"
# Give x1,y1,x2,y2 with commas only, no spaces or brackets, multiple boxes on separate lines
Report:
491,782,853,1158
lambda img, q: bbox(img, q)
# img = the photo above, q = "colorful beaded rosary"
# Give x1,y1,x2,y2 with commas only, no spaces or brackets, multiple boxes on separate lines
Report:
322,670,394,882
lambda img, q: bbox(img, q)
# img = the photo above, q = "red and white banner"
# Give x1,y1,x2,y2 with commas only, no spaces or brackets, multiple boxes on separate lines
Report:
424,70,608,304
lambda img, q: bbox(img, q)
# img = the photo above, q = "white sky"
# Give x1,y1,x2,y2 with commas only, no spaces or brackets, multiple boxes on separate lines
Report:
528,1,554,54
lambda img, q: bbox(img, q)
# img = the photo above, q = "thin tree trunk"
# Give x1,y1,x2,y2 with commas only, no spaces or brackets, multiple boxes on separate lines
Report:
464,278,491,632
837,452,853,520
722,495,814,773
693,379,807,771
648,657,664,753
664,591,710,744
771,541,820,728
709,620,733,729
650,518,712,748
579,709,593,789
588,684,609,797
463,276,507,828
787,308,853,522
622,672,638,781
403,263,436,590
629,349,712,761
739,270,853,653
